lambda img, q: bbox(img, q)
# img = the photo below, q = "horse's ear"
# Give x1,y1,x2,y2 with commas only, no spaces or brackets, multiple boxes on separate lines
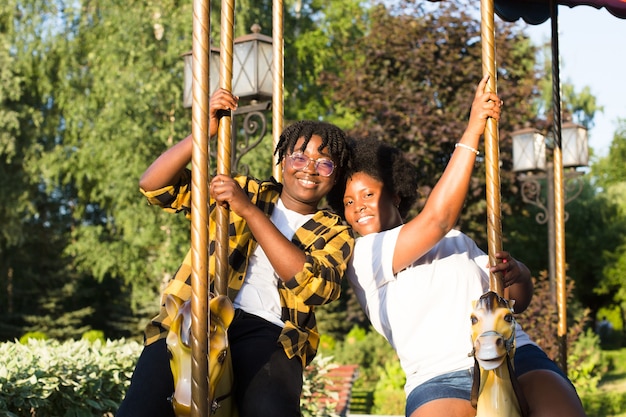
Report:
472,299,478,309
509,299,516,309
210,294,235,328
165,294,183,320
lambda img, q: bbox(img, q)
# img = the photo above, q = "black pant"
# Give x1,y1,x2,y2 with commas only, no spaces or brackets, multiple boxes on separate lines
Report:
229,309,303,417
116,310,303,417
116,338,175,417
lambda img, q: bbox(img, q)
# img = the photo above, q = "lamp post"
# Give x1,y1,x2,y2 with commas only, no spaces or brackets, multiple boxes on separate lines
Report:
182,23,273,175
512,121,588,371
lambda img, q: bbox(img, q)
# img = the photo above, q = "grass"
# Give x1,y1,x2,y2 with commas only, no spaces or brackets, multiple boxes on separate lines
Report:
599,348,626,392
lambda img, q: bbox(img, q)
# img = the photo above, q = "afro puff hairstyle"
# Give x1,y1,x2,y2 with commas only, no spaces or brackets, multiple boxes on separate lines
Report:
326,136,419,220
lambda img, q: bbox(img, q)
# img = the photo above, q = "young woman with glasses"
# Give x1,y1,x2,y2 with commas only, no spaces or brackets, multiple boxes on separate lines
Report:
117,88,354,417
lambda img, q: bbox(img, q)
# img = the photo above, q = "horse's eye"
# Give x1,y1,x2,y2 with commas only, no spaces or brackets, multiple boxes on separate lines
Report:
470,315,478,325
504,314,514,323
218,350,228,363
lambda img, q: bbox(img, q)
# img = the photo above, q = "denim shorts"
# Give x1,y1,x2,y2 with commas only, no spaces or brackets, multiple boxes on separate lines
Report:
405,344,570,416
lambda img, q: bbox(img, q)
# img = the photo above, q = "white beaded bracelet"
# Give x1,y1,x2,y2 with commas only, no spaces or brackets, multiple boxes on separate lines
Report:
455,142,480,156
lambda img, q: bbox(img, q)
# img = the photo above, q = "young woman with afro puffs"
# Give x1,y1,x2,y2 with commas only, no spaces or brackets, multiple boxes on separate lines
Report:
328,76,586,417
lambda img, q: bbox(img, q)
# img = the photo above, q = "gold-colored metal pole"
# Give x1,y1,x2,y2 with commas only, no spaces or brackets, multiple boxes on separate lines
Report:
215,0,235,297
554,146,567,372
549,0,568,373
480,0,504,296
272,0,284,181
190,0,211,415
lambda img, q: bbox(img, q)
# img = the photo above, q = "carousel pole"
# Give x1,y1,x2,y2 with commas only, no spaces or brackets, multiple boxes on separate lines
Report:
549,0,568,374
215,0,235,296
272,0,284,181
190,0,211,415
480,0,504,296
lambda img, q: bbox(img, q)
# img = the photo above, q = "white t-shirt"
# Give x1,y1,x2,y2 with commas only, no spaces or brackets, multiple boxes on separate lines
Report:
348,227,534,396
233,198,314,327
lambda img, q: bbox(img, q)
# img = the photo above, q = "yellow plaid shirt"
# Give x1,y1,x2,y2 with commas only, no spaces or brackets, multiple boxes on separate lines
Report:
141,170,354,365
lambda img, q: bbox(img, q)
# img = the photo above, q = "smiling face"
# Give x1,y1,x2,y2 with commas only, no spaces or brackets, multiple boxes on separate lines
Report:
280,134,338,214
343,172,403,236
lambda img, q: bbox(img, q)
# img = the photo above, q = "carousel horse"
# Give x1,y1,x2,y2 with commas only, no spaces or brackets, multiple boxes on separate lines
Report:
165,293,237,416
469,291,529,417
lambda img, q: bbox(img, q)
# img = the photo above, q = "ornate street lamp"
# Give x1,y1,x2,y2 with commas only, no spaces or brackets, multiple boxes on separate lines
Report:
512,122,588,371
512,123,588,297
512,127,547,172
182,24,273,175
561,121,589,168
513,122,588,172
231,23,273,101
182,46,220,109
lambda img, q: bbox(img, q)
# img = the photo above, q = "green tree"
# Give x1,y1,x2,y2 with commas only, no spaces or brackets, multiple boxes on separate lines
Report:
0,1,88,339
0,0,195,340
313,0,546,336
320,0,542,245
1,0,373,340
504,174,626,325
590,119,626,330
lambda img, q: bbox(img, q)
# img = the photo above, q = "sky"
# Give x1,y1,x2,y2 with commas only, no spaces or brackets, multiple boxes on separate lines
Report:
523,5,626,159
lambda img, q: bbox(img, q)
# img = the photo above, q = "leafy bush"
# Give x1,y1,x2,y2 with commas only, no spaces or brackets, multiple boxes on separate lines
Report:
325,325,398,390
516,271,610,393
0,339,349,417
517,271,590,363
371,359,405,416
0,338,142,416
581,348,626,417
301,355,341,417
81,330,106,343
322,325,404,414
582,391,626,417
18,331,48,344
567,329,608,395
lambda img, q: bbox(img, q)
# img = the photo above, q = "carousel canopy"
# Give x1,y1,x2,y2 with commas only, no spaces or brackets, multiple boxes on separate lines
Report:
493,0,626,24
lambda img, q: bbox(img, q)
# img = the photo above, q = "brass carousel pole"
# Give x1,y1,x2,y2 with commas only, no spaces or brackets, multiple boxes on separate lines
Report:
190,0,211,415
480,0,504,296
549,0,568,374
215,0,235,296
272,0,284,181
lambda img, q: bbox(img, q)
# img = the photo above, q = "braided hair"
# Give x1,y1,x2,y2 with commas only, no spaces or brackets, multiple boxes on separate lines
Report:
274,120,349,165
327,136,419,219
274,120,350,211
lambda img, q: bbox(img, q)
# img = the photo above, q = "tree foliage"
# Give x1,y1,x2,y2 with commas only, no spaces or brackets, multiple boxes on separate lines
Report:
1,0,196,340
1,0,625,349
320,0,542,244
0,0,374,340
589,119,626,327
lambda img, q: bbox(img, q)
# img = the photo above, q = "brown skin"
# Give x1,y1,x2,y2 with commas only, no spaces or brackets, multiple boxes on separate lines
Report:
410,400,476,417
140,88,339,284
518,370,587,417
